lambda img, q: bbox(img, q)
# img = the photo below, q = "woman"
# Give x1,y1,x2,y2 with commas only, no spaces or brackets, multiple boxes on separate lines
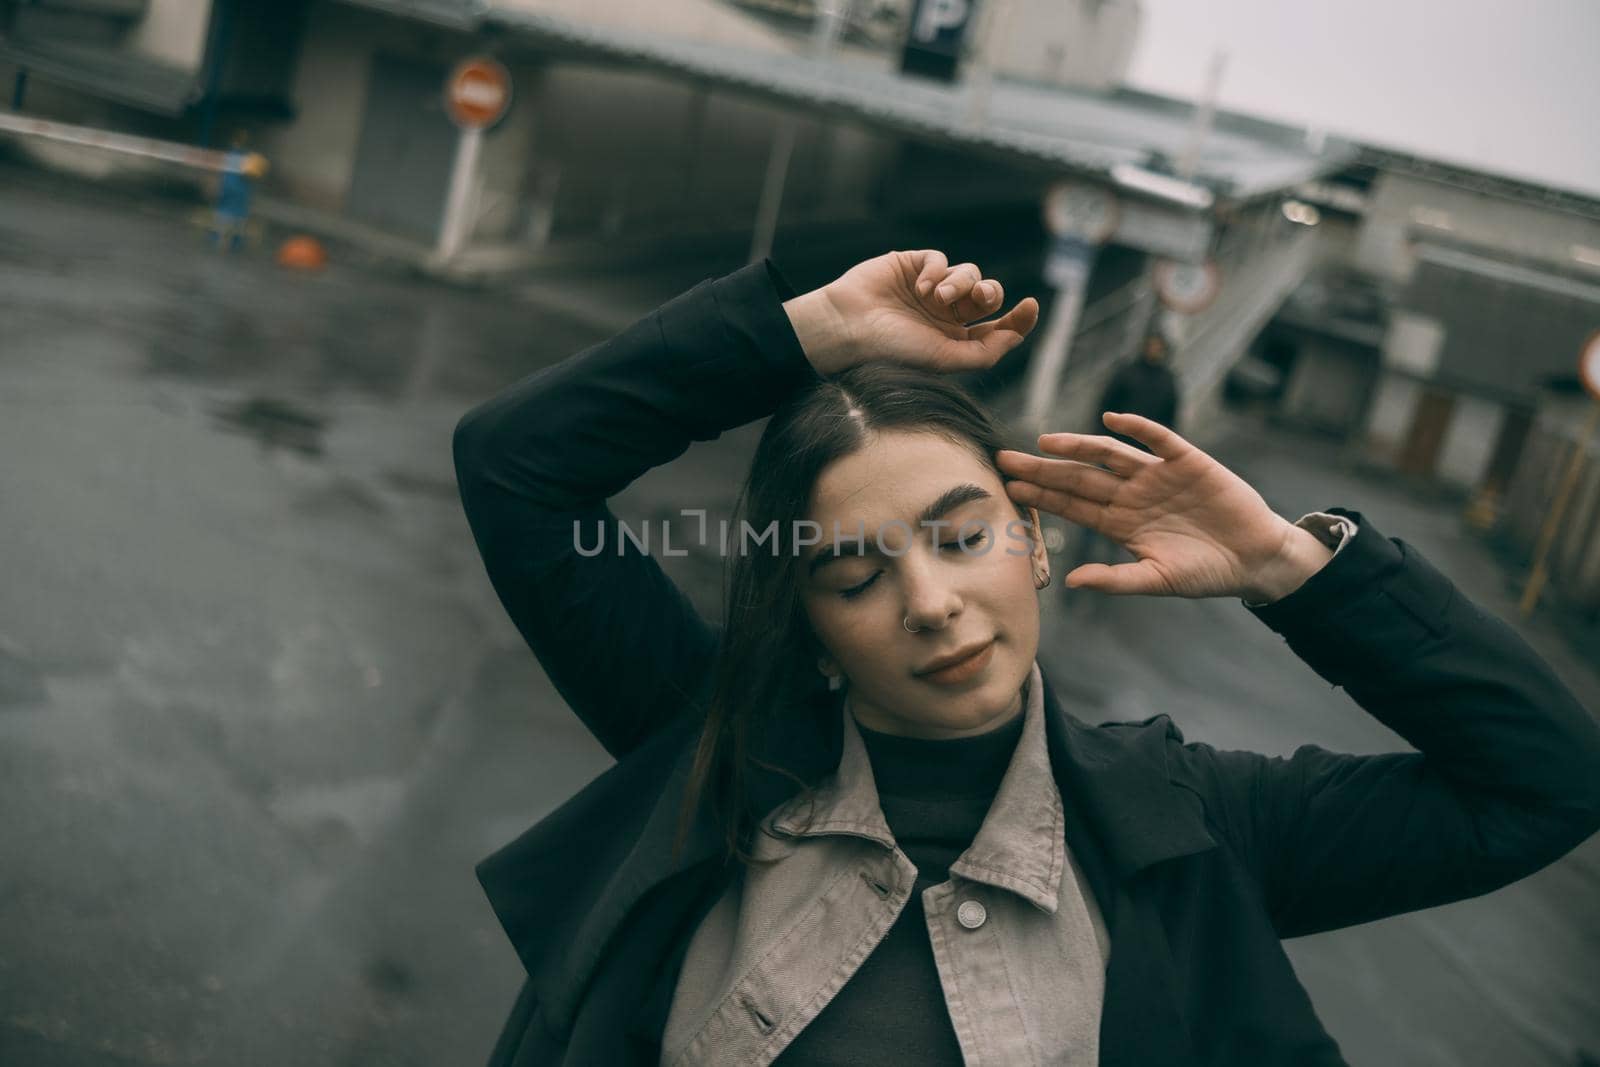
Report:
451,250,1600,1066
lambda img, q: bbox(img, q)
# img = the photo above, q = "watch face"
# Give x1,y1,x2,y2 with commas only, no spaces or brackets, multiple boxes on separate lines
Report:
1044,183,1119,242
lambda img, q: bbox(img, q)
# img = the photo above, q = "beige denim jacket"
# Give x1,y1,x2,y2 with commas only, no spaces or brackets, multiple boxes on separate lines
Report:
661,659,1111,1066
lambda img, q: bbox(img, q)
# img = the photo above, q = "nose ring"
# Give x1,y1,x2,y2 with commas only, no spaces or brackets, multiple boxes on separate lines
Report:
903,617,921,633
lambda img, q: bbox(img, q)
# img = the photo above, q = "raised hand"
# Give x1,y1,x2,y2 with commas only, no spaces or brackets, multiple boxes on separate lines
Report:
784,249,1040,376
995,412,1334,603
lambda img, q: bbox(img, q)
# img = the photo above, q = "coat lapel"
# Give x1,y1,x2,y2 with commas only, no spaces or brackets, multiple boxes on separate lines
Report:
1038,668,1217,1066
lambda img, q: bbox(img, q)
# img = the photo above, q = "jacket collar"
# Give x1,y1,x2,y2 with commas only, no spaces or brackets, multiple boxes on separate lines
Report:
701,658,1216,888
769,660,1065,914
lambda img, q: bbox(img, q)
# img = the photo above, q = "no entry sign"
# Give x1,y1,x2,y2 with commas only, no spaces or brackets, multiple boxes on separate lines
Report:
1154,258,1223,314
445,57,511,130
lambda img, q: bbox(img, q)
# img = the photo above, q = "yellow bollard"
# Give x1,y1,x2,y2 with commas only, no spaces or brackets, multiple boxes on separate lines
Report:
1519,403,1600,619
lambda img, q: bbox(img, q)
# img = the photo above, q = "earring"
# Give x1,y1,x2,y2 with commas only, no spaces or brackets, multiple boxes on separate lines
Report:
818,660,844,691
1034,566,1051,589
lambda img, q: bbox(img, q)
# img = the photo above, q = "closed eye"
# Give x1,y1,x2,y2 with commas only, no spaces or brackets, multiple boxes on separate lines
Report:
941,530,988,551
838,530,987,599
839,572,880,600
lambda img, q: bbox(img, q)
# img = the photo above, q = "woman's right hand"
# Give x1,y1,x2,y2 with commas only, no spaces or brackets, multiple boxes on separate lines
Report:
783,249,1040,376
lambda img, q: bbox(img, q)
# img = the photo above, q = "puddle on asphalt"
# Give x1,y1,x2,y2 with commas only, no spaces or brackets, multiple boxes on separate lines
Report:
207,395,328,459
0,636,48,708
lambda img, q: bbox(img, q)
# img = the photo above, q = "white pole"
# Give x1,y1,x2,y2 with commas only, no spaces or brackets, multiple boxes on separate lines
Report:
1020,270,1089,439
0,111,233,171
437,125,484,262
965,0,1012,129
1176,50,1227,181
811,0,851,59
748,117,797,265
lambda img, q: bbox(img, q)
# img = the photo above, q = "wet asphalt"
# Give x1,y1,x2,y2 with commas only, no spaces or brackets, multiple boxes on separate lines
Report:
1,158,1597,1066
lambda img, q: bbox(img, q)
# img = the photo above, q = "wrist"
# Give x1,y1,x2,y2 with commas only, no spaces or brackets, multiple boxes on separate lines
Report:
783,287,854,376
1240,522,1335,605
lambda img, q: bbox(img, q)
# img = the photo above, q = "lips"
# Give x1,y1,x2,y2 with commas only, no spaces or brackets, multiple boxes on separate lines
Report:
915,639,995,677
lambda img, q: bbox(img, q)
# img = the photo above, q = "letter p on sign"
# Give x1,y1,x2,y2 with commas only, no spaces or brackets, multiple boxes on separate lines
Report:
914,0,969,43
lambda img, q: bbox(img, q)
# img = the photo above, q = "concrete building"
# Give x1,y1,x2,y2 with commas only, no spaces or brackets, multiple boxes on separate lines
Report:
1250,153,1600,610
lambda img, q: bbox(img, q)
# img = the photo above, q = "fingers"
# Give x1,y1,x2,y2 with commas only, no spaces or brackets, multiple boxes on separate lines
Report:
934,262,980,302
1064,560,1166,596
931,295,1040,369
1101,411,1190,462
995,450,1124,504
910,250,949,297
999,477,1106,530
898,250,1038,368
913,256,1004,321
952,277,1004,323
966,296,1040,351
1036,431,1158,477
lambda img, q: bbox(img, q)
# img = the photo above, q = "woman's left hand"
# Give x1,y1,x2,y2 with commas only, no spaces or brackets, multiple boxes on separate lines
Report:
996,413,1333,602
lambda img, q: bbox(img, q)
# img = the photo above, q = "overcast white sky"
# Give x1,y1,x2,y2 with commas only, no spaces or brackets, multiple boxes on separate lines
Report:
1125,0,1600,198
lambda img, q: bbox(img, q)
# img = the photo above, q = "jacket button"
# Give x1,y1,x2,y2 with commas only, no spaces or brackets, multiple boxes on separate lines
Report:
956,899,987,929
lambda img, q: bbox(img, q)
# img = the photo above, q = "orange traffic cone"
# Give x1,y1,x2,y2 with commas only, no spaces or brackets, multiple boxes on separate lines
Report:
276,235,327,271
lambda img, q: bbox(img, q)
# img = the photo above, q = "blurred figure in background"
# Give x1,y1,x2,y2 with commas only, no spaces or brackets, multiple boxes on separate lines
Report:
209,129,267,252
1064,331,1181,603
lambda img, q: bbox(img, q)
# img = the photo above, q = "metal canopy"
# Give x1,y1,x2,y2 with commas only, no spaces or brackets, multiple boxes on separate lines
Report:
490,6,1354,203
0,36,200,114
337,0,1354,206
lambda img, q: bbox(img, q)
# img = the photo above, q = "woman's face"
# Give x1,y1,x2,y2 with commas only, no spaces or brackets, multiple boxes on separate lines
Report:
798,430,1047,739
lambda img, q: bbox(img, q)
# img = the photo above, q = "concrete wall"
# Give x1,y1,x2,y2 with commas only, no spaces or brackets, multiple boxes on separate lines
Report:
1362,373,1418,461
254,2,893,243
1357,372,1503,490
981,0,1140,89
260,2,376,211
1435,394,1502,490
1382,310,1444,377
1341,173,1600,493
255,0,539,237
527,62,895,243
1280,338,1377,435
126,0,213,71
257,4,440,212
1354,171,1600,284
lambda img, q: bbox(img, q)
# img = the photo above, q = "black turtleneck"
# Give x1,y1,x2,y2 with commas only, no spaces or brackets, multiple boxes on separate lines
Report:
772,702,1027,1066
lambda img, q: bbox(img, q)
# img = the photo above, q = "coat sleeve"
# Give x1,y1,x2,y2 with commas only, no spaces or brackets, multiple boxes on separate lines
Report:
1166,506,1600,938
451,259,822,761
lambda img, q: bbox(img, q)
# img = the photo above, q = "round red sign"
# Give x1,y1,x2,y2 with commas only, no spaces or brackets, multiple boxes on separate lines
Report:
1153,258,1223,314
445,57,512,130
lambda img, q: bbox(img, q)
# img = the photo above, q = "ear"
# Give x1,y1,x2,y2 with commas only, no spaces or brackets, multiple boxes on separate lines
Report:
1026,506,1050,587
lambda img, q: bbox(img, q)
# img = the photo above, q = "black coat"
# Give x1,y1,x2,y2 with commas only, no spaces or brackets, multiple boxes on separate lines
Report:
1097,357,1179,453
451,260,1600,1066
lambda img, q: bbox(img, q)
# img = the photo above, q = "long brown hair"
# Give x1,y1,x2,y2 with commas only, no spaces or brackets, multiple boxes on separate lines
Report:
672,361,1032,868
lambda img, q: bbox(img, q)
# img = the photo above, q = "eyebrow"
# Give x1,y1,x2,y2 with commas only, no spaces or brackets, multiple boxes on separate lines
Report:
806,483,993,578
